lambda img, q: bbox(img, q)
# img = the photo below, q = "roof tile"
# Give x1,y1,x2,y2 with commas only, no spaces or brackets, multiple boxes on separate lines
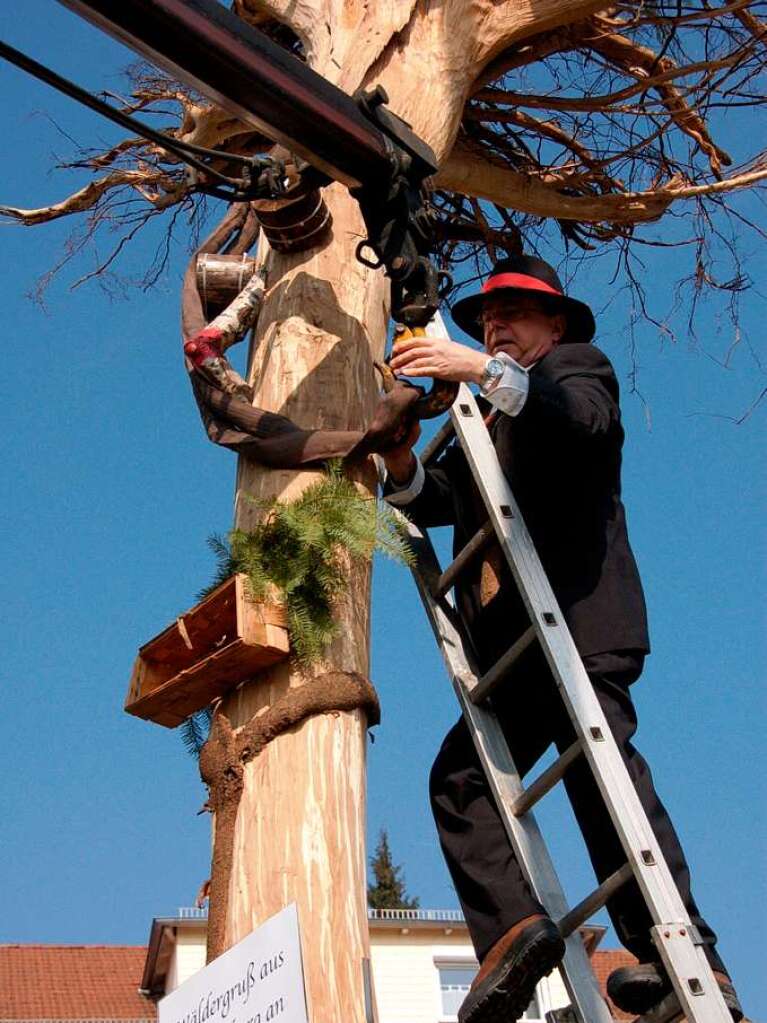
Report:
0,946,156,1020
592,948,639,1021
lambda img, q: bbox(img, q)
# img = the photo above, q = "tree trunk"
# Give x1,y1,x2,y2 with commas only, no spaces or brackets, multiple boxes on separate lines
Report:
208,3,608,1018
213,183,386,1020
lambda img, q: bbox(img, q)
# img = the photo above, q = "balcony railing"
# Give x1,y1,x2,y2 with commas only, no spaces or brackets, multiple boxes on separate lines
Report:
176,906,465,923
367,908,465,922
177,906,209,919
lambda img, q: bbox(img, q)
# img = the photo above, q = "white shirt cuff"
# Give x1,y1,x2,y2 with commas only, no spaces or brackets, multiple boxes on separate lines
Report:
381,454,426,506
480,352,529,416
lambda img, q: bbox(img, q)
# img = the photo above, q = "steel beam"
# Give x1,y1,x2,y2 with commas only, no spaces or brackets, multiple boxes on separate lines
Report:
56,0,392,188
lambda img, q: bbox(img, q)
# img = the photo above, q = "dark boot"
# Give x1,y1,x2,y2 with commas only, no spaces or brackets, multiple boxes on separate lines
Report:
607,964,743,1021
458,914,565,1023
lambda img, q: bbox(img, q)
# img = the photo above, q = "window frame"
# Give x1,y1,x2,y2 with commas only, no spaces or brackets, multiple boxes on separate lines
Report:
433,955,546,1023
434,956,478,1023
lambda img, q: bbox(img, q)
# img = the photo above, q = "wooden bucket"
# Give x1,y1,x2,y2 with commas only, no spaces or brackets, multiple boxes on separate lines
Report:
196,253,258,319
252,187,332,253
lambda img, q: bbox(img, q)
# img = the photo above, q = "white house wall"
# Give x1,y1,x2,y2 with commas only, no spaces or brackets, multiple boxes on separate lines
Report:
368,928,572,1023
537,968,572,1016
159,917,576,1021
166,926,208,993
369,930,472,1023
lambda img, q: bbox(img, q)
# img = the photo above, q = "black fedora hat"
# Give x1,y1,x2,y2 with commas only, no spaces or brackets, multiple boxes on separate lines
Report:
451,255,595,344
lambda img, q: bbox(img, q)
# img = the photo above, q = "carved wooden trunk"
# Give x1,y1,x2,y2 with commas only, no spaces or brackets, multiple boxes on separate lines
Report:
125,575,289,727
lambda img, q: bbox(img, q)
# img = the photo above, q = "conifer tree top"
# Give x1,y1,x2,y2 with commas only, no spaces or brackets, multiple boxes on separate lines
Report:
367,829,420,911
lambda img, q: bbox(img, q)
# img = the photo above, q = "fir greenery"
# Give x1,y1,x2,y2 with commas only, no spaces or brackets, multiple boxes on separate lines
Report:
211,461,413,663
367,829,420,910
181,462,413,756
180,706,214,758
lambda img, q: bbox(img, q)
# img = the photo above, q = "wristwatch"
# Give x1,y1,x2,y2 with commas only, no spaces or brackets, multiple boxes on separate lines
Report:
480,356,506,392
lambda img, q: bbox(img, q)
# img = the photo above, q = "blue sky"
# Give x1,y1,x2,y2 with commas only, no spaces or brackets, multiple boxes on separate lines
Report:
0,3,764,1017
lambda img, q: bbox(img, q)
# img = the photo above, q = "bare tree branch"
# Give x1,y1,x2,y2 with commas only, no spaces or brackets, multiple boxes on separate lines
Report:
582,16,733,177
437,139,767,222
435,140,673,224
733,5,767,50
473,52,754,113
5,0,765,354
0,169,185,226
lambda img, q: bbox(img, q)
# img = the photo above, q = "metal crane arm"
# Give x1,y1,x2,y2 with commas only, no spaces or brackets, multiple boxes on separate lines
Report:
55,0,449,329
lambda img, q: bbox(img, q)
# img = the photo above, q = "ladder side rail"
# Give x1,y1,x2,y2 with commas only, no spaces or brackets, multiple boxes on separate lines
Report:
420,416,456,465
404,522,614,1023
447,385,730,1023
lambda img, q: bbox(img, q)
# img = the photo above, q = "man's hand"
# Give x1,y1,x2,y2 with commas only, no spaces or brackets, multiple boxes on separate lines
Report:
353,378,422,463
390,335,487,384
381,418,421,484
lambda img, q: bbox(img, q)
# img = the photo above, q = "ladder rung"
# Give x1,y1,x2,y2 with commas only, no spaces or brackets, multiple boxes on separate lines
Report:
435,522,496,598
512,741,583,817
470,625,537,704
421,417,456,466
557,861,634,938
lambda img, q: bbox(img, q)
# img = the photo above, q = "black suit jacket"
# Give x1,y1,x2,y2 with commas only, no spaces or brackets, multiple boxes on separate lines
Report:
389,343,650,670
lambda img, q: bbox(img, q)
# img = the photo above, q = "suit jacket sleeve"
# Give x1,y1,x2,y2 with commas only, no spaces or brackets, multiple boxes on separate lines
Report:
382,445,459,528
522,343,620,440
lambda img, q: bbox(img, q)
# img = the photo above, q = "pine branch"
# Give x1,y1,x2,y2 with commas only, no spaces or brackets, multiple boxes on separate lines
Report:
199,462,413,668
196,534,238,600
180,705,214,758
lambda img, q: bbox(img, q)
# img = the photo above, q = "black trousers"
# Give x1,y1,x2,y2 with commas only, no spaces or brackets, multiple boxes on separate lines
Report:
429,647,726,973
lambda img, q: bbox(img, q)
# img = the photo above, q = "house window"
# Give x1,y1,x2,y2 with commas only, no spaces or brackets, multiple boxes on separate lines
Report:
437,963,543,1022
438,964,477,1019
521,989,543,1020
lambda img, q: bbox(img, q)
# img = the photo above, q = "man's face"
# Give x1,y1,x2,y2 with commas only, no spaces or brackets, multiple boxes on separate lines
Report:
481,295,565,367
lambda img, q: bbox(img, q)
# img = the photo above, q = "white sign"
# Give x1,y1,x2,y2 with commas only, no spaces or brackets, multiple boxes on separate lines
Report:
159,904,309,1023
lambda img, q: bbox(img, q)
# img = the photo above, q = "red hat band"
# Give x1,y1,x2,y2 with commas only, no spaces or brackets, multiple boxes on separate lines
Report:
451,257,595,343
482,273,563,298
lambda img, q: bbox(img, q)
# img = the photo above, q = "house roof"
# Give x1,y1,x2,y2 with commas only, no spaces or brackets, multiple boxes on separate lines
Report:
0,945,156,1022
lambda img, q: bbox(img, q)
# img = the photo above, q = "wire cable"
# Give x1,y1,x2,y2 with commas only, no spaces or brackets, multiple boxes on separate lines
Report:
0,37,275,193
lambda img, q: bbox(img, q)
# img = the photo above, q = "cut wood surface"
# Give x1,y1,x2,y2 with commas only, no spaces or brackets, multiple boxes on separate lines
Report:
211,183,383,1019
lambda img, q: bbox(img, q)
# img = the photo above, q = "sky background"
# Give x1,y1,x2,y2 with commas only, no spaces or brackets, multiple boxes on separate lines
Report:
0,3,764,1018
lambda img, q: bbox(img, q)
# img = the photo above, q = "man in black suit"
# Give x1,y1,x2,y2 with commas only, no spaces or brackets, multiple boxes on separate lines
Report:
381,257,739,1023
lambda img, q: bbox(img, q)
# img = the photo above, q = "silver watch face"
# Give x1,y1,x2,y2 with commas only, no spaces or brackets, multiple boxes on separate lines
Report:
485,357,505,380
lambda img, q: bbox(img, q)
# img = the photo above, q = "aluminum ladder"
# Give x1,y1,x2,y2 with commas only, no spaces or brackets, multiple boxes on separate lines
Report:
394,352,731,1023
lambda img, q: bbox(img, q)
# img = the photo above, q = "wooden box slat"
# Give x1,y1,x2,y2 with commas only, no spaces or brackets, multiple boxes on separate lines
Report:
125,575,289,728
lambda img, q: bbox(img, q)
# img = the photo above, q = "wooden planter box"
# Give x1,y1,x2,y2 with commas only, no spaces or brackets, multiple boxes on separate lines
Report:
125,575,289,728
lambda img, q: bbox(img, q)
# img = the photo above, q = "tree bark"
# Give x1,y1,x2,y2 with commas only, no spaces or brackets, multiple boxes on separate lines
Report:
211,183,386,1020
